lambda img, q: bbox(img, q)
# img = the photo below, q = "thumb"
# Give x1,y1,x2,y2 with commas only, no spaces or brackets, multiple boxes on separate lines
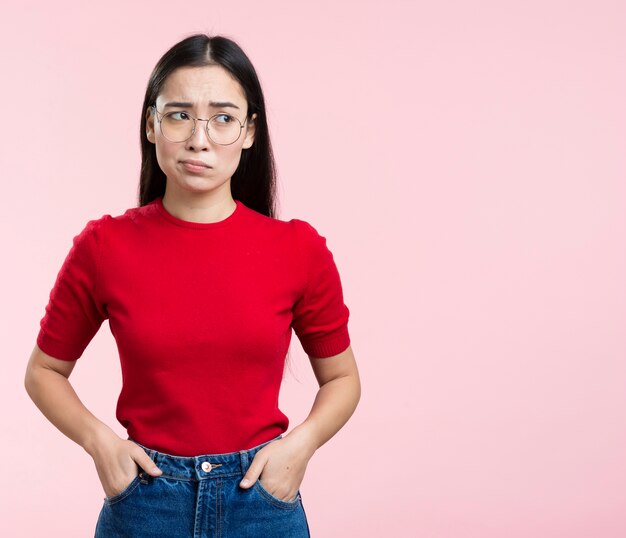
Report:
240,457,265,489
135,450,162,476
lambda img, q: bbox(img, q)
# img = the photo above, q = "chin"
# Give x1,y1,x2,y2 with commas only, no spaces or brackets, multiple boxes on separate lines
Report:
180,178,230,193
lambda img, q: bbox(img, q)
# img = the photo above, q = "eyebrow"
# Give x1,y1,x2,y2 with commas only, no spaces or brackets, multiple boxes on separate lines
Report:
163,100,240,110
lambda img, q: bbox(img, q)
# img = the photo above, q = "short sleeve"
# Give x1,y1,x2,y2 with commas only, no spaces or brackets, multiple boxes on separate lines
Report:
290,219,351,358
36,217,109,361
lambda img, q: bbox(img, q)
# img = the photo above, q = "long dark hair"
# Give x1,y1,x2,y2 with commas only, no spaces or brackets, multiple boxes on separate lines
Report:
138,34,278,218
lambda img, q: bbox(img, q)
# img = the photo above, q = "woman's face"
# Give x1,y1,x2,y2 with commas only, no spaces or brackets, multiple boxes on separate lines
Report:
145,65,257,196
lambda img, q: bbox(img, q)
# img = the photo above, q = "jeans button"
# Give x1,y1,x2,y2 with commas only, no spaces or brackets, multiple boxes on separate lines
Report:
201,461,212,472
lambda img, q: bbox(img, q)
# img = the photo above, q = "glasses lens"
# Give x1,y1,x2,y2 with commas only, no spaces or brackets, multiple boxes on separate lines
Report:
159,111,243,145
160,111,194,142
208,114,242,145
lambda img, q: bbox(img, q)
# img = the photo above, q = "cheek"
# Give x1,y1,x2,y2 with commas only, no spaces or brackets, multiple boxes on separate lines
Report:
155,143,177,169
213,146,243,168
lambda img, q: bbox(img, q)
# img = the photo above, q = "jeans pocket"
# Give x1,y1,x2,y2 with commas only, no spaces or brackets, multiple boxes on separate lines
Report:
104,472,142,506
253,479,301,510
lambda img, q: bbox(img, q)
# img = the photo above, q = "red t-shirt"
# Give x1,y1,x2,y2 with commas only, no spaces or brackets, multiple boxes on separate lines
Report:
37,196,351,456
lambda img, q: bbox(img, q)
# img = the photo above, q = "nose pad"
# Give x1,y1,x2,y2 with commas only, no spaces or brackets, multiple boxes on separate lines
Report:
187,120,212,148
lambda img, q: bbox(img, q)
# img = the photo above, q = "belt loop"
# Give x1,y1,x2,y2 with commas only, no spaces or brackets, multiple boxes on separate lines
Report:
239,448,248,474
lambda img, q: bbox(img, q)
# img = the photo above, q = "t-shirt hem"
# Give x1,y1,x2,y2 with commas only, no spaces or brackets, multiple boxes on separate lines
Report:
302,330,351,358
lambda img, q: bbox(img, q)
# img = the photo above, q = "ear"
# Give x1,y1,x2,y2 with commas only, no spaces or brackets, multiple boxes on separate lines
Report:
146,106,156,144
241,113,257,149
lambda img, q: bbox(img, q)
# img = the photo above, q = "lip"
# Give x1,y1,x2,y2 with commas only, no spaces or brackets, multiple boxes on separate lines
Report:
181,159,211,168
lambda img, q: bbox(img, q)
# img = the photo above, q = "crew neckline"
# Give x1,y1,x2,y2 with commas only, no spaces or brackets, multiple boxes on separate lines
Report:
154,196,244,229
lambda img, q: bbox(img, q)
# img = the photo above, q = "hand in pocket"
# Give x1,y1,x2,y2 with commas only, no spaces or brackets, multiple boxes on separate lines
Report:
87,432,162,498
239,436,313,503
104,462,140,498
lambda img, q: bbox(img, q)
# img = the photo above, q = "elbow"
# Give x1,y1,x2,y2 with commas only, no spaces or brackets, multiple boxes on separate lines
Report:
24,362,48,400
24,366,36,400
338,370,362,406
24,363,41,397
353,372,362,405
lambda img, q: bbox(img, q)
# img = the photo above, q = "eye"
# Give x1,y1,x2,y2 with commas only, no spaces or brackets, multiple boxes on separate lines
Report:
166,111,191,121
213,113,233,124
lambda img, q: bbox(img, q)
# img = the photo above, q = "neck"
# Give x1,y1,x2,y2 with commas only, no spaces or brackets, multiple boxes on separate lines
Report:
161,185,236,224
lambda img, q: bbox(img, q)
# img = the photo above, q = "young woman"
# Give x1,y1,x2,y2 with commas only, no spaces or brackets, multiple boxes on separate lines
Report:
24,34,361,537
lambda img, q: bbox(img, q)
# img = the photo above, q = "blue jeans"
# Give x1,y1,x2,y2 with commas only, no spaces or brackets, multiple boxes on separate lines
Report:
94,434,311,537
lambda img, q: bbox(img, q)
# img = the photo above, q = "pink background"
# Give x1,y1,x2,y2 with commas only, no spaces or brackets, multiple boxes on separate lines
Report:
2,1,625,536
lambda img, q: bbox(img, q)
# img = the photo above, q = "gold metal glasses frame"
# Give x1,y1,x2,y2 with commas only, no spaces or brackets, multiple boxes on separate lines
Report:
151,104,248,146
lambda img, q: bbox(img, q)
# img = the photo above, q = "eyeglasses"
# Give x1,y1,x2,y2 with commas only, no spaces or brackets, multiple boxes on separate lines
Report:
151,104,248,145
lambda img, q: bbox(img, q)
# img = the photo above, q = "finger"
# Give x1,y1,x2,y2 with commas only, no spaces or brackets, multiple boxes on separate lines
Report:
132,448,162,476
240,453,267,488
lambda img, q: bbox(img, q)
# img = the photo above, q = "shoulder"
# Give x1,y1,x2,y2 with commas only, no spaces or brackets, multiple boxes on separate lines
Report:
71,213,112,245
236,207,332,265
68,201,153,252
288,218,326,244
288,218,335,256
289,217,316,235
286,218,343,275
82,199,159,237
108,201,155,227
237,202,317,243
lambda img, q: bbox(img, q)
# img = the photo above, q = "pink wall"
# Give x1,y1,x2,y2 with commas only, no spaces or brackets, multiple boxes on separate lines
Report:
3,1,625,536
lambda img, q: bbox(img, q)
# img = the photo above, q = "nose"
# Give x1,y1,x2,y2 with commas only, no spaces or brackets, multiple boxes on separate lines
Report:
186,119,212,150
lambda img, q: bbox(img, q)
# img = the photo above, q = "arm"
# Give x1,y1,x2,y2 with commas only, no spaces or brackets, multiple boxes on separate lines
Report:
23,343,115,455
287,343,361,452
23,344,162,497
239,344,361,500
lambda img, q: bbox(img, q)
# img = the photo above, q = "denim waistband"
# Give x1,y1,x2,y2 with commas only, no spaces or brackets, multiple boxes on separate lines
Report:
127,434,283,481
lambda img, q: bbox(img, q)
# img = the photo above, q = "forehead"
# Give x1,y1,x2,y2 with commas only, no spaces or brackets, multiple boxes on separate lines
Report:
158,65,247,108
